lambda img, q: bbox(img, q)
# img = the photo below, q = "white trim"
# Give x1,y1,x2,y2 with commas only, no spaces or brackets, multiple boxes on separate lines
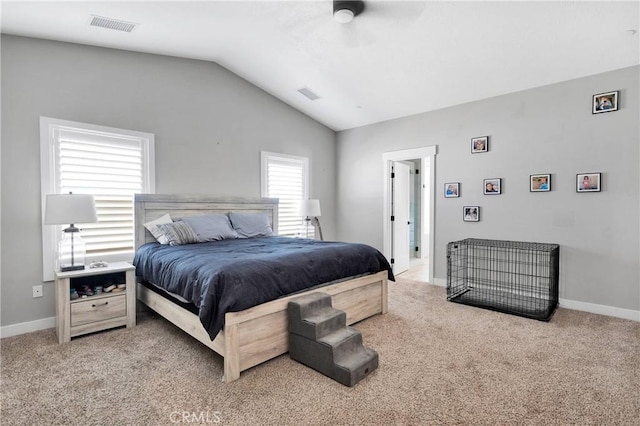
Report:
2,296,637,339
260,151,310,198
383,146,437,283
0,317,55,339
260,151,310,237
40,117,155,282
433,278,446,287
558,298,640,322
425,156,435,280
432,277,638,321
383,146,437,162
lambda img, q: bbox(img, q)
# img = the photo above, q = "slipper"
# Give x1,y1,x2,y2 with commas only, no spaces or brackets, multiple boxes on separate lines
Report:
78,285,93,296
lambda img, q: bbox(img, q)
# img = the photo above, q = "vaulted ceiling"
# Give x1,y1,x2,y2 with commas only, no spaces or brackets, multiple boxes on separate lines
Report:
2,1,638,131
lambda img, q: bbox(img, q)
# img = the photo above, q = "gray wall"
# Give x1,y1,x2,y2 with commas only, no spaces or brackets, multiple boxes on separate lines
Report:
1,35,336,326
337,66,639,311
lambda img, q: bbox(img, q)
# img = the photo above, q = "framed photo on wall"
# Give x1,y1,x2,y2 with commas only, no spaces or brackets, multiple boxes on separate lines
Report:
592,91,618,114
577,172,601,192
471,136,488,153
483,178,501,195
530,174,551,192
463,206,480,222
444,182,460,198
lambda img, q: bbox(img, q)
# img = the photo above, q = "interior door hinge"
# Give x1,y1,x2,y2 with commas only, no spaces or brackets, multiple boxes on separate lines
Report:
391,172,395,178
390,258,395,264
391,216,395,221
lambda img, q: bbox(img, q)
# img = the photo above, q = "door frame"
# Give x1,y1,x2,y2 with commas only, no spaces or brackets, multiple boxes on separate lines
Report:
391,161,411,275
382,146,437,282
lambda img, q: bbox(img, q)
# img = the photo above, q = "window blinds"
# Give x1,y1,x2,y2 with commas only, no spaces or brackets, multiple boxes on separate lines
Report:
56,130,144,256
265,156,307,237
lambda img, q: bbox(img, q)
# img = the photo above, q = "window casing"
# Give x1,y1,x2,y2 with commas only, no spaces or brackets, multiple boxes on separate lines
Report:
40,117,155,281
260,151,309,237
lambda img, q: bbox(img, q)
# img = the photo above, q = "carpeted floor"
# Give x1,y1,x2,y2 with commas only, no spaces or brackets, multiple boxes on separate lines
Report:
1,278,638,425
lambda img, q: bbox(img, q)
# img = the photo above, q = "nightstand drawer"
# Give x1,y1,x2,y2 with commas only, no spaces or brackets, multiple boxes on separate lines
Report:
71,294,126,327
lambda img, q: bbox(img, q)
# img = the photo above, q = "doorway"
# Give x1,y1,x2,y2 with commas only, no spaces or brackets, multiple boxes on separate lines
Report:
382,146,437,282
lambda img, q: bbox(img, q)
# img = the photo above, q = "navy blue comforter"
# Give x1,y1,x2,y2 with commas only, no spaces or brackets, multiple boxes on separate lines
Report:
134,237,394,339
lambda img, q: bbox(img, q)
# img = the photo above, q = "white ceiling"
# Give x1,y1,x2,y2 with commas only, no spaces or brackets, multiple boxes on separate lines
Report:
1,1,639,131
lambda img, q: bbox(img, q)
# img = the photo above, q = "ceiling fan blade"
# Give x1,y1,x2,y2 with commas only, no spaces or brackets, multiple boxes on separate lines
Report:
362,1,427,24
333,1,429,47
268,1,429,49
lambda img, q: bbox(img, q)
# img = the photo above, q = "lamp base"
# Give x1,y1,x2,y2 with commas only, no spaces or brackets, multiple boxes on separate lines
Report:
60,265,85,272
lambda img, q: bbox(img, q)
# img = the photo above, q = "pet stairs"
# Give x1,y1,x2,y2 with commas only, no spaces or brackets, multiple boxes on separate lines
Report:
288,292,378,387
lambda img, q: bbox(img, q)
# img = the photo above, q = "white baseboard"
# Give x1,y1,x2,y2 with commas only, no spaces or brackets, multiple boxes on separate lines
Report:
0,317,55,339
429,278,638,321
558,298,640,322
432,278,446,287
2,292,639,339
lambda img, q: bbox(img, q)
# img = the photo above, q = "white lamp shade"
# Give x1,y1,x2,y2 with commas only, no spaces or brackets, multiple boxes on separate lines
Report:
45,193,98,225
299,199,321,218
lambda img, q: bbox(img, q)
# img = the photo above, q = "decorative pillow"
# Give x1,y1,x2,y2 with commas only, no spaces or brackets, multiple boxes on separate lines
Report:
228,212,275,238
143,213,173,244
179,214,238,242
156,221,200,246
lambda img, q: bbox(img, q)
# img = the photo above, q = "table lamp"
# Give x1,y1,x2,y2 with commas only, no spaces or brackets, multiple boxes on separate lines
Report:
299,199,323,240
45,193,98,271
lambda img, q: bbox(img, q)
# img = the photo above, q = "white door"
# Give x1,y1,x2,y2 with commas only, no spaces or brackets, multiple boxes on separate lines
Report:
382,146,436,284
392,162,411,274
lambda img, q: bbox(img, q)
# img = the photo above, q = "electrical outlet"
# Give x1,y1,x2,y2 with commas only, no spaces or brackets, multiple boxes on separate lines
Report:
32,285,43,298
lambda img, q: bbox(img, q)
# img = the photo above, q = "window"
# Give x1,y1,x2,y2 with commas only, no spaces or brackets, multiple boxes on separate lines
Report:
260,151,309,237
40,117,155,281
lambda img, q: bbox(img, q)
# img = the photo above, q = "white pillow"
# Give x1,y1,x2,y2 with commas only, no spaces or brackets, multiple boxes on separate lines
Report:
144,213,172,244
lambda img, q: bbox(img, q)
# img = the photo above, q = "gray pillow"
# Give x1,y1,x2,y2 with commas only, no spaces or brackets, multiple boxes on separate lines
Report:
156,221,200,246
179,214,238,242
228,212,275,238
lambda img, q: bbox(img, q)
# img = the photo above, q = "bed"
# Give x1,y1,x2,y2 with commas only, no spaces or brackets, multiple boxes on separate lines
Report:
134,194,391,382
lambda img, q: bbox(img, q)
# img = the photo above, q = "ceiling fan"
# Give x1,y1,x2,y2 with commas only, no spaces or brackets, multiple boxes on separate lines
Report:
273,0,427,48
333,1,365,24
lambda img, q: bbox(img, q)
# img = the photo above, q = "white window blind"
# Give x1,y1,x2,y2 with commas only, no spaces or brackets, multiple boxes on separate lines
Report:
261,152,309,237
57,132,143,256
41,117,155,281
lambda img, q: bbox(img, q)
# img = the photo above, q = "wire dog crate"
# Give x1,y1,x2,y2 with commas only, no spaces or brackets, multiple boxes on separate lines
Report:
447,238,559,321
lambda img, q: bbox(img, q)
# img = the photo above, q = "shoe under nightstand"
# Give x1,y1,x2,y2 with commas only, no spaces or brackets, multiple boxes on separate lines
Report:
54,261,136,344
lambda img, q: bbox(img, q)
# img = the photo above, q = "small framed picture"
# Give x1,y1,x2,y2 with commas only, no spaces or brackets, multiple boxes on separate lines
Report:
471,136,488,153
463,206,480,222
483,178,501,195
530,174,551,192
444,182,460,198
577,172,601,192
592,91,618,114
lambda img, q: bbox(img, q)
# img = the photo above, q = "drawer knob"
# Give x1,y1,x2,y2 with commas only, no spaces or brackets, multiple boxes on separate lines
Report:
92,301,109,308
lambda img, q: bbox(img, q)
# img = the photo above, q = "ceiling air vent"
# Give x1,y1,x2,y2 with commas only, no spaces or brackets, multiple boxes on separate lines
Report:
90,15,138,33
298,87,321,101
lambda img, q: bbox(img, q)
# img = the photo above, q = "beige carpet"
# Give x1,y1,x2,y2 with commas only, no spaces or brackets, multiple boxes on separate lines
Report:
2,279,638,425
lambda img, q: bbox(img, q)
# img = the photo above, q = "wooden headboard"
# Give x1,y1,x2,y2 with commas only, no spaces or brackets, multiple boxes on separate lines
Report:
134,194,279,250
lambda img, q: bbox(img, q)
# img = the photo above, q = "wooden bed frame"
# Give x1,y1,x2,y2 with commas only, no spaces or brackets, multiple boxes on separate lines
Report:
134,194,389,382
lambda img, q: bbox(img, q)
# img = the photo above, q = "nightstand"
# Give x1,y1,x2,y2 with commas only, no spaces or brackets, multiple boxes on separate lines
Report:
54,261,136,343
